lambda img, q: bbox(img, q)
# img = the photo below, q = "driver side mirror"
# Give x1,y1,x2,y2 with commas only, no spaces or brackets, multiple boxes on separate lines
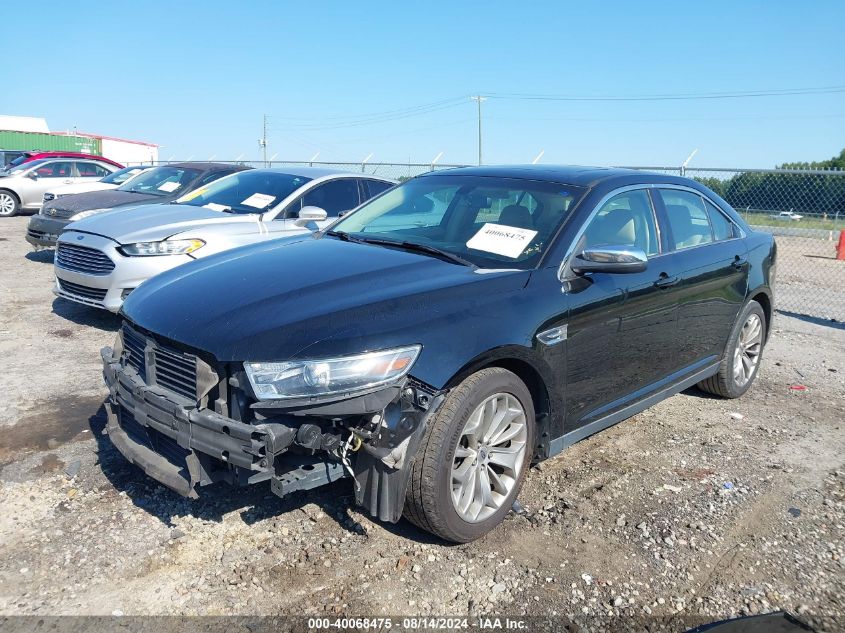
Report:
570,245,648,275
27,172,38,180
295,205,328,230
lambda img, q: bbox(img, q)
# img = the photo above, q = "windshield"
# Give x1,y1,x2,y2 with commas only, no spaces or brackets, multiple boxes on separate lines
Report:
101,166,147,185
6,159,49,175
117,165,201,196
174,170,311,214
5,154,32,169
330,175,586,269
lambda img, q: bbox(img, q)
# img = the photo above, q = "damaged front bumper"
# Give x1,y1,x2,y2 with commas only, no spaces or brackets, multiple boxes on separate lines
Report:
101,336,444,523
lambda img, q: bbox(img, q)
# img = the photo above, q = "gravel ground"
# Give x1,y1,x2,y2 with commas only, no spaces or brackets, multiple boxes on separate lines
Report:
0,216,843,631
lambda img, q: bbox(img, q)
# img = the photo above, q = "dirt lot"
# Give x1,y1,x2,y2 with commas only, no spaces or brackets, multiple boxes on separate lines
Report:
0,215,843,631
770,232,845,322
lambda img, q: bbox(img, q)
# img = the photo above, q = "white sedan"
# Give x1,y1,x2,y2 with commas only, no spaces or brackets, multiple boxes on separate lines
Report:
53,167,395,311
41,165,150,204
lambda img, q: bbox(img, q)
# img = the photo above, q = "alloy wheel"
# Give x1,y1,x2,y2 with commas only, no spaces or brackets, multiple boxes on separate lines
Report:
0,193,16,216
733,313,763,386
450,392,528,522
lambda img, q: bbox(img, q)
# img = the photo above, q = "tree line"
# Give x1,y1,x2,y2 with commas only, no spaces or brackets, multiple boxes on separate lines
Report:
694,149,845,215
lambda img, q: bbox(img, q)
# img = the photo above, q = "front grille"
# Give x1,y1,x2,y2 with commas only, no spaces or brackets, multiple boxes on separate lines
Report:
121,324,198,401
57,278,107,301
122,326,147,381
118,407,190,468
44,206,75,219
27,229,45,239
56,243,115,275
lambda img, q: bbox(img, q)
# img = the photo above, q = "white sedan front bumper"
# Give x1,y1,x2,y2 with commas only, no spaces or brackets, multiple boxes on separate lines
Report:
53,232,194,312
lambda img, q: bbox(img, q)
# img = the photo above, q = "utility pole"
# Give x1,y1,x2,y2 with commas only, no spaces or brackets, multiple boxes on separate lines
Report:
259,114,268,165
471,95,486,165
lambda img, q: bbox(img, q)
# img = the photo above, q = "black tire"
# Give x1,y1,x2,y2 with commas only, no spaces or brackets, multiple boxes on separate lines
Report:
697,300,767,398
403,367,535,543
0,190,20,217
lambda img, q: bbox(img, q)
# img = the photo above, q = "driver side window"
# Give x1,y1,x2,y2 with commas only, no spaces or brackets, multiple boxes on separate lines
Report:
582,189,659,257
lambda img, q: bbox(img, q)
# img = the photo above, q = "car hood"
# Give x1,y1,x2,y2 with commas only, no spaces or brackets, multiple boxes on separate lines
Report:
122,236,533,386
46,189,164,213
68,204,262,243
50,182,117,197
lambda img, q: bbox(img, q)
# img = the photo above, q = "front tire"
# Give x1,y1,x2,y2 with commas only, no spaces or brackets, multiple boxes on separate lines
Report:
698,300,766,398
404,368,535,543
0,191,20,217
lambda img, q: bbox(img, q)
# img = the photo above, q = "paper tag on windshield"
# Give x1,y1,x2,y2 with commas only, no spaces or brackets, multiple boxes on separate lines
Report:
241,193,276,208
466,223,538,258
203,203,228,212
158,181,180,193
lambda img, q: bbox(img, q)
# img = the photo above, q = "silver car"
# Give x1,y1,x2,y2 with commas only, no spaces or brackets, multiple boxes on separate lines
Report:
0,158,118,216
53,167,395,311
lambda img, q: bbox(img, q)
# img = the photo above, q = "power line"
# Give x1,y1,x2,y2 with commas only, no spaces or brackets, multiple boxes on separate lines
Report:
267,97,469,130
483,85,845,102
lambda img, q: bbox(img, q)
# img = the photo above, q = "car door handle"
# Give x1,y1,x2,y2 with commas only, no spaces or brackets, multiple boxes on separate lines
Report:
654,273,680,289
731,256,748,269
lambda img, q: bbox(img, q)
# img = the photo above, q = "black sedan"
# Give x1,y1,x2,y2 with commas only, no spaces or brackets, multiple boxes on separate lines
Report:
101,165,776,542
25,162,250,247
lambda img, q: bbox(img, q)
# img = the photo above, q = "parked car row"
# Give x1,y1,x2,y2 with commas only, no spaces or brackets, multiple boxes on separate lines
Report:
53,167,394,310
0,157,121,217
17,163,777,542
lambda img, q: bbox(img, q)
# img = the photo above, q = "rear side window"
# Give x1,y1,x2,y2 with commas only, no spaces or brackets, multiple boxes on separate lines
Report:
659,189,713,250
76,162,111,178
364,179,394,199
704,199,736,241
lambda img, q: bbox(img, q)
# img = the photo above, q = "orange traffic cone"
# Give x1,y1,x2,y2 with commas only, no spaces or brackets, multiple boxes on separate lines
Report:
837,230,845,261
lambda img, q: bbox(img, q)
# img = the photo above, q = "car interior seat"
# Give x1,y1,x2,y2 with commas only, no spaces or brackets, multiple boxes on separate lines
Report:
666,203,707,249
498,204,534,229
586,209,637,248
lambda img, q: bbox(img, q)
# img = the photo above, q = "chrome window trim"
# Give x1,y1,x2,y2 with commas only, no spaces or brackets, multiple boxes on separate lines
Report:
557,183,745,282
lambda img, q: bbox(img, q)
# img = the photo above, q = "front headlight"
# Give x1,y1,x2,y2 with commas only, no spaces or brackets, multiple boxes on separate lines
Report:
69,208,109,221
244,345,422,400
120,239,205,257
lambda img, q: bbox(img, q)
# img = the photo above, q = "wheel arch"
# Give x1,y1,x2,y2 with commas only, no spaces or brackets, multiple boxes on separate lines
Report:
0,188,21,203
747,288,773,343
442,346,558,459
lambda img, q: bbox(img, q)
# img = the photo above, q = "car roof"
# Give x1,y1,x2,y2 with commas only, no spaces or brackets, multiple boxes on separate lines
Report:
423,164,687,188
164,162,252,172
240,166,394,180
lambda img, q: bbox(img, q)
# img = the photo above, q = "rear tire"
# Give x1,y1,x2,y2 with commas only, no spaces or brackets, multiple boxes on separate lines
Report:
0,191,20,217
403,367,535,543
698,300,766,398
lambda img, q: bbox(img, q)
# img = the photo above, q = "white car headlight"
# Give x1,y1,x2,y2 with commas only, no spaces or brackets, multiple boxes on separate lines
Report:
244,346,422,400
69,208,109,221
120,239,205,257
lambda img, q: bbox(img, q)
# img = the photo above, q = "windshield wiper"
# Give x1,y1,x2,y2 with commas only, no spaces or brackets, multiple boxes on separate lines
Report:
356,236,474,267
325,230,473,266
325,229,366,243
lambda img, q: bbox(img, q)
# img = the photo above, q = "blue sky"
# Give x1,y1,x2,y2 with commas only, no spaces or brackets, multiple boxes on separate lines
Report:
3,1,844,167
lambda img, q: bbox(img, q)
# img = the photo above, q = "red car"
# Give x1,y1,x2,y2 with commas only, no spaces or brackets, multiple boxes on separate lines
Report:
5,151,124,170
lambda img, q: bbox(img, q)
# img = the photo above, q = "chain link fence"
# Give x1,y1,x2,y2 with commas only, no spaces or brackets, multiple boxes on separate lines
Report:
136,160,845,321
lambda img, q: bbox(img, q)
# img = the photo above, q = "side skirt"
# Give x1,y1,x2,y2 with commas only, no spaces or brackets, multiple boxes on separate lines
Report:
548,360,720,457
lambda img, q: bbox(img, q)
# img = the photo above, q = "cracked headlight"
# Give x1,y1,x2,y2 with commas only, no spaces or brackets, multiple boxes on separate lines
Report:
120,239,205,257
244,346,421,400
69,208,109,221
